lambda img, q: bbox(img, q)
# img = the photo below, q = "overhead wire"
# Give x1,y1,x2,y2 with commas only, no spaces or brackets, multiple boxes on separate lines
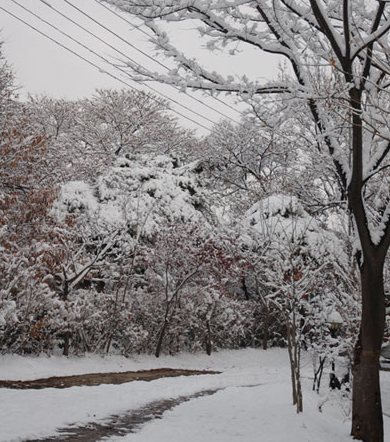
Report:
0,3,213,132
91,0,243,116
37,0,237,126
59,0,241,123
7,0,222,130
10,0,222,128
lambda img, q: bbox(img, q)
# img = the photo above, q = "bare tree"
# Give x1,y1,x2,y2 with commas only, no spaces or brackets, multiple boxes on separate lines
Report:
104,1,390,440
26,89,200,183
76,89,196,158
145,222,238,357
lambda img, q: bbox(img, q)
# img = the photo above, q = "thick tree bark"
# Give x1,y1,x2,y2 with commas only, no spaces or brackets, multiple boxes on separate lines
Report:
351,259,385,442
346,84,387,441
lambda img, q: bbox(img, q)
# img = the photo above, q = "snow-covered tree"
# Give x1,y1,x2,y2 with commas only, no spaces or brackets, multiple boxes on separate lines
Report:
52,154,211,353
241,194,355,412
0,40,17,116
104,2,390,438
203,118,298,216
0,47,63,353
53,154,212,235
143,222,240,357
77,89,196,157
26,89,201,183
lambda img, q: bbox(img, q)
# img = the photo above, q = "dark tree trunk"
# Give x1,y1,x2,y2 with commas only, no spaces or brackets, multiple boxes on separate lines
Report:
285,312,302,412
63,331,70,357
155,319,168,358
296,376,303,413
313,356,326,393
205,319,212,356
61,276,70,356
262,305,269,350
351,259,385,442
346,85,388,441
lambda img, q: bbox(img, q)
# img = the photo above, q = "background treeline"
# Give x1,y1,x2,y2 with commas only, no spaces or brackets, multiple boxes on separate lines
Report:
0,43,386,363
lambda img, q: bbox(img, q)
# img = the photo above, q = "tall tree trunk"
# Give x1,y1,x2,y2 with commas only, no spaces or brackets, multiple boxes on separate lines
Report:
347,85,387,441
351,259,385,442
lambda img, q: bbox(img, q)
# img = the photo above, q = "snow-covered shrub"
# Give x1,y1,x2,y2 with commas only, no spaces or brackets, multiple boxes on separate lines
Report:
240,194,358,408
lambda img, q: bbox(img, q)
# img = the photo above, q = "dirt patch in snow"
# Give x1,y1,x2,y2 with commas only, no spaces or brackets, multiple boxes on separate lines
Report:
0,368,220,390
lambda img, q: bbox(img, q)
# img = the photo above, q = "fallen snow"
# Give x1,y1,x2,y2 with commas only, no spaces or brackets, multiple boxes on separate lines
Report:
0,349,389,441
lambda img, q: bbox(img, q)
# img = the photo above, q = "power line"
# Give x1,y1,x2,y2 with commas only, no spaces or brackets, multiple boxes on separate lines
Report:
38,0,234,125
58,0,240,124
91,0,243,116
8,0,220,130
0,4,213,132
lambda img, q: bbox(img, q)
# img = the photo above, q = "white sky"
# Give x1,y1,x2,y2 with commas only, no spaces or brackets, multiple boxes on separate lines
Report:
0,0,280,134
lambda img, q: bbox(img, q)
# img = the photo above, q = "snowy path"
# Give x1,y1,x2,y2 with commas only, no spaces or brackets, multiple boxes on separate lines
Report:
0,349,389,441
26,388,223,442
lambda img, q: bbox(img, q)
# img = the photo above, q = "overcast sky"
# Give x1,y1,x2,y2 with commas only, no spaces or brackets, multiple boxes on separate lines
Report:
0,0,280,134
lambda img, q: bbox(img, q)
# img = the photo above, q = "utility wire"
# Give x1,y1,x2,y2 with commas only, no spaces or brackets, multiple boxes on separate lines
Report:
39,0,235,125
11,0,217,128
59,0,240,123
8,0,219,130
92,0,243,116
0,4,213,132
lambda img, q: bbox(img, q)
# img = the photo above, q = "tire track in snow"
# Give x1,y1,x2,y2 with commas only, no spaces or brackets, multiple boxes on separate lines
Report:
26,388,225,442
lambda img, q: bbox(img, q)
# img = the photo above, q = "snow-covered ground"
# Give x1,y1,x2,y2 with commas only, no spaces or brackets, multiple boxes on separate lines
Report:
0,348,389,441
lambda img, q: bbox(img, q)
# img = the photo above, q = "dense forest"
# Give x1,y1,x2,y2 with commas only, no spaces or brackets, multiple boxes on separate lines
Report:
1,41,374,366
4,0,390,439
